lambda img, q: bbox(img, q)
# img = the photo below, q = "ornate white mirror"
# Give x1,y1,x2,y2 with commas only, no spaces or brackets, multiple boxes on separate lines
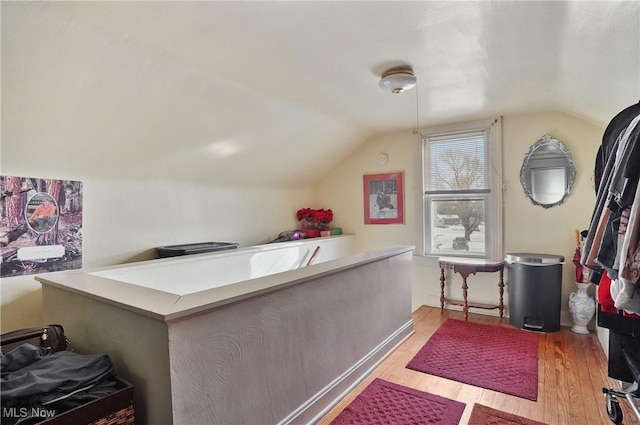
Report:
520,134,576,208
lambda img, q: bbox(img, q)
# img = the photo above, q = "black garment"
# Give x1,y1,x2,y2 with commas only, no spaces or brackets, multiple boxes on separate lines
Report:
596,101,640,185
585,103,640,271
620,124,640,206
598,207,622,278
1,344,116,424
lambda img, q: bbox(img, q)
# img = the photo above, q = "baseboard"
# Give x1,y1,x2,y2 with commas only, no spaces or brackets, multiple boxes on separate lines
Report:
277,319,414,425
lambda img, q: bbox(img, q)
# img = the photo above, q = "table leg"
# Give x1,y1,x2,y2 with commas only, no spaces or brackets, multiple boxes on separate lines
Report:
498,267,504,317
439,267,445,310
462,276,469,320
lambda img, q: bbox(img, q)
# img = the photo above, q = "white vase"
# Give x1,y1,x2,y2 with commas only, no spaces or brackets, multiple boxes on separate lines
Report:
568,281,596,334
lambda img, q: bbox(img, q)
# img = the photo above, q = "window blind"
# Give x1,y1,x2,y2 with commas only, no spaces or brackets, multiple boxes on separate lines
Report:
423,131,488,193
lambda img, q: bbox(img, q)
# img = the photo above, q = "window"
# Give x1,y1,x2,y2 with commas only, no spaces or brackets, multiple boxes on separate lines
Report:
419,118,503,259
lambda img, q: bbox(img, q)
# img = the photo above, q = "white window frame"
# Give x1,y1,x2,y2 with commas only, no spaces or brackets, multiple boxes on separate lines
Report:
414,118,503,261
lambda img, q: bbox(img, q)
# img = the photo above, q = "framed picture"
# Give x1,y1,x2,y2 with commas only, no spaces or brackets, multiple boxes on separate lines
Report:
1,175,83,278
363,172,404,224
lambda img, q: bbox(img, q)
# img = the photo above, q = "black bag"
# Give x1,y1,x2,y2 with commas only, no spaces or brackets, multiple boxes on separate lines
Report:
1,324,70,355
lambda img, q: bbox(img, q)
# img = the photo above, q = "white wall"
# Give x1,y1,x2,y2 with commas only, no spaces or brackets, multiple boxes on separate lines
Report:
0,2,617,337
0,178,313,332
1,108,606,333
316,111,604,323
315,131,418,253
1,2,323,332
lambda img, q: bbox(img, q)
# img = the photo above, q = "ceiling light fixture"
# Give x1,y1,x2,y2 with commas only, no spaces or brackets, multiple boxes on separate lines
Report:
379,66,417,94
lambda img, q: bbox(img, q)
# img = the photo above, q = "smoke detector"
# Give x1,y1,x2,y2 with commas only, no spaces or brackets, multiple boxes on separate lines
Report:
379,66,417,94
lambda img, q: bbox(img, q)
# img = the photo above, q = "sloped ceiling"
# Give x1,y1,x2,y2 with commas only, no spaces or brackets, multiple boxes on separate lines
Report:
2,1,639,186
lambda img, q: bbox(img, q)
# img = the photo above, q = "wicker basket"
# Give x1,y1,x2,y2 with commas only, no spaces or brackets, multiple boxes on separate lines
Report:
37,377,134,425
90,404,135,425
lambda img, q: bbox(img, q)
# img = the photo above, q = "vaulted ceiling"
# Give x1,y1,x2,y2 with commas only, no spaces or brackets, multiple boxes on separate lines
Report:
2,1,639,186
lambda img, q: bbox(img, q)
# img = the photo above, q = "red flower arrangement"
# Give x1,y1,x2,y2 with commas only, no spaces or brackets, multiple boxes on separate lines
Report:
297,208,333,231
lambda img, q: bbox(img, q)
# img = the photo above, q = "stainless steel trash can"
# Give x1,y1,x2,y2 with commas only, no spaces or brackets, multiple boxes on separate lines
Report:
506,253,565,332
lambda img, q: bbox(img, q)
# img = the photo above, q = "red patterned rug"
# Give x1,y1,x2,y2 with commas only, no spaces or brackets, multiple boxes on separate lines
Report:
406,319,539,400
329,378,465,425
468,403,549,425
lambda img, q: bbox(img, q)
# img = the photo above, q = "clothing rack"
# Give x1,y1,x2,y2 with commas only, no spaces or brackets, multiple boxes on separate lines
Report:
582,101,640,424
598,302,640,423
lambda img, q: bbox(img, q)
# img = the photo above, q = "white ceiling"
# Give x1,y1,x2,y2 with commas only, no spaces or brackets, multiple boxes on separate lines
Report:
2,1,639,186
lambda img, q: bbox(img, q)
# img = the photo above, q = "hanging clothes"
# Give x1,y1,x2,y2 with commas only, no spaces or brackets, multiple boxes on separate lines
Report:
589,102,640,388
582,101,640,314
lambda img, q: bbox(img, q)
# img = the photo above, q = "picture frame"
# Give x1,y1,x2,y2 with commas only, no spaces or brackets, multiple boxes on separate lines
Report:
363,172,404,224
1,175,83,278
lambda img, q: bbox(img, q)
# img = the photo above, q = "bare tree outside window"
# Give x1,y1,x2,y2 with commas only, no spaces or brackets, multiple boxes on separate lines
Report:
422,119,502,258
423,128,496,257
434,149,485,241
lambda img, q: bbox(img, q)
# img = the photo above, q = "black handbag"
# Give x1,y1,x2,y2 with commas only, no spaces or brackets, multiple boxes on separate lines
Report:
1,324,70,355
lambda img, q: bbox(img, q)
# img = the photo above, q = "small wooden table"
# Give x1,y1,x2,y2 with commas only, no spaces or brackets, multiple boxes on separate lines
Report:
438,257,505,320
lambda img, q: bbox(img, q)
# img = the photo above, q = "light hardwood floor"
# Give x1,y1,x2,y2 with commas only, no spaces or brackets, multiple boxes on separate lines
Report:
316,305,640,425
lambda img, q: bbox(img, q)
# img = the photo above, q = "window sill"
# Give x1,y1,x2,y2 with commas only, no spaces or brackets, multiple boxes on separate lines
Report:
413,252,501,268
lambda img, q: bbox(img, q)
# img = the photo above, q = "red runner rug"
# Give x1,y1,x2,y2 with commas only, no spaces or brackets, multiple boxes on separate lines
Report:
467,403,549,425
329,378,465,425
406,319,539,400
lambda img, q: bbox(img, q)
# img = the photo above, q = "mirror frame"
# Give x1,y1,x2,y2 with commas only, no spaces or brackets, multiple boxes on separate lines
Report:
520,134,576,209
